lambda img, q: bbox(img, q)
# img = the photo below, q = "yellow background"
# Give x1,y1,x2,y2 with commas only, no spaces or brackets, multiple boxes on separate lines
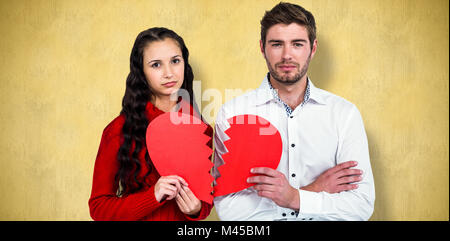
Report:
0,0,448,221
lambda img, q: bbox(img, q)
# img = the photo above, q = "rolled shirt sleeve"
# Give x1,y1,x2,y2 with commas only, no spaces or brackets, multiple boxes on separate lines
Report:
298,105,375,221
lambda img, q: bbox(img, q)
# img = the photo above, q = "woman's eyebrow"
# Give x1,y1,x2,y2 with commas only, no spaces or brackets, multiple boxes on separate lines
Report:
147,59,160,65
147,55,182,64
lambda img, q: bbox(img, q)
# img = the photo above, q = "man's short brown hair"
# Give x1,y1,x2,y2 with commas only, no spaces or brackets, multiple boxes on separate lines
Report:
260,2,316,50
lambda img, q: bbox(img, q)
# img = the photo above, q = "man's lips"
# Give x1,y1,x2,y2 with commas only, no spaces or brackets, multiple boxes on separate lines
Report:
278,65,297,71
162,81,177,87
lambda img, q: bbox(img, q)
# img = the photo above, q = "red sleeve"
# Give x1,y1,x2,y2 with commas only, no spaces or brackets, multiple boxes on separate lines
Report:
184,201,213,221
88,118,165,221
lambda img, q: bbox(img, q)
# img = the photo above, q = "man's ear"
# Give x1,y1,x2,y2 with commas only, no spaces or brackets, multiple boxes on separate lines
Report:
310,39,318,59
260,39,265,57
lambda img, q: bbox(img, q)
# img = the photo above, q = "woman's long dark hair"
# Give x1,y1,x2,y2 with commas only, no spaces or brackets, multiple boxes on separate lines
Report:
116,27,199,197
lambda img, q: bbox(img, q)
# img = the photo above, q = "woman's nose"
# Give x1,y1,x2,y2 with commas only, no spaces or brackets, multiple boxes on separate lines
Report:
163,65,173,79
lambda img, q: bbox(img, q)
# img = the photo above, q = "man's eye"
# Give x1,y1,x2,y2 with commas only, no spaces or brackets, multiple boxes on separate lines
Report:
294,43,303,47
272,43,281,47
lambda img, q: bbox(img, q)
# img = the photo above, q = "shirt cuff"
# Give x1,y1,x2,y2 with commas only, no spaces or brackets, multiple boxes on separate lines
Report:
299,189,323,215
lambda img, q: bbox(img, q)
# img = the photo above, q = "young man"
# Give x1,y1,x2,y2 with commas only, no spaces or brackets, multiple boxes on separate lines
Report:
213,2,375,221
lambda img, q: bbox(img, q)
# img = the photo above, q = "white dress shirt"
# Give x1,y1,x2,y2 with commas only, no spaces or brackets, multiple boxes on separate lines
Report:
212,74,375,221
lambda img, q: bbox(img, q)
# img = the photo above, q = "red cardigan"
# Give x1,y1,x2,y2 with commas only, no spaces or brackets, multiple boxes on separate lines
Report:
88,101,213,221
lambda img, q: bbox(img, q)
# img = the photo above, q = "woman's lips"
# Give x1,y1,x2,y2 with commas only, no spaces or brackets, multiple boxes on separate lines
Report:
162,81,177,87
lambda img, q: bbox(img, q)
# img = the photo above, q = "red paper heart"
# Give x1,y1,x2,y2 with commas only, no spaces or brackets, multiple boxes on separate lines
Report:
146,112,214,204
214,114,282,197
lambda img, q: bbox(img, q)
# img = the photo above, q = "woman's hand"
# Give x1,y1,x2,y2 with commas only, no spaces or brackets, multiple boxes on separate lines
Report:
175,185,202,216
154,175,188,203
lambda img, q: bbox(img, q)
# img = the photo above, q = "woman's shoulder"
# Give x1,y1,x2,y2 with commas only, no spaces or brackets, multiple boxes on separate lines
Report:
102,114,126,141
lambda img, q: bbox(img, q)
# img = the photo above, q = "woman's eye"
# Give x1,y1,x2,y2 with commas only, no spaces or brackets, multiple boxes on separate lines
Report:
172,58,181,64
151,62,160,68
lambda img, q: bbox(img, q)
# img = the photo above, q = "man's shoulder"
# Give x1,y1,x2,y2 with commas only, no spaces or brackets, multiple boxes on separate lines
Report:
220,87,265,111
214,87,269,124
312,86,366,129
313,86,358,112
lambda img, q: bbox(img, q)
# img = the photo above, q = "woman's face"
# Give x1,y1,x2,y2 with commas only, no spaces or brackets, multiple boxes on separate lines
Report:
142,38,184,99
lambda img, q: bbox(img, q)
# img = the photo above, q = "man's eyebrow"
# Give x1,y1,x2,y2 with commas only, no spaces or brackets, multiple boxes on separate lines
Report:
267,39,307,43
292,39,308,43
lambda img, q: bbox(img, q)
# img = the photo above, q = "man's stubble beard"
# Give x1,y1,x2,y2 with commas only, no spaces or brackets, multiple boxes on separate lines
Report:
267,54,311,86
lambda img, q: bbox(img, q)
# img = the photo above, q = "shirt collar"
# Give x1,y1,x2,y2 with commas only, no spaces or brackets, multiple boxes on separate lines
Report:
307,79,326,105
256,73,326,106
254,74,276,106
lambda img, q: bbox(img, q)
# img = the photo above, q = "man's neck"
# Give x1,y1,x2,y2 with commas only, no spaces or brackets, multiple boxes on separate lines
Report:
269,74,308,110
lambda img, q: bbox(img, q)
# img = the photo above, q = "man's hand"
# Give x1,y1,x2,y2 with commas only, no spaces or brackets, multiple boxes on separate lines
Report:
247,167,299,210
301,161,362,193
246,161,362,210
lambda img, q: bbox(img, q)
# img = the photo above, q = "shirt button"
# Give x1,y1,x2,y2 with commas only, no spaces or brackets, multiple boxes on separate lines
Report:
282,213,286,217
291,173,296,177
290,116,293,119
291,212,295,216
309,218,313,220
291,143,295,147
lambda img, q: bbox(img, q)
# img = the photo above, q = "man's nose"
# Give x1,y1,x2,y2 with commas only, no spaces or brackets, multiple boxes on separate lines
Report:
281,46,293,61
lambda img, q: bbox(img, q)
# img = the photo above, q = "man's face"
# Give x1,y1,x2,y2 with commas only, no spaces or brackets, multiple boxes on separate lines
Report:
261,23,317,85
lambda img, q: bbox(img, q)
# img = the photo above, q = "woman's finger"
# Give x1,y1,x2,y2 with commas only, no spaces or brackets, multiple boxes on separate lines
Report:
178,185,190,202
159,177,182,192
176,193,189,211
163,175,188,187
182,185,198,200
159,188,176,201
160,183,178,193
181,186,201,211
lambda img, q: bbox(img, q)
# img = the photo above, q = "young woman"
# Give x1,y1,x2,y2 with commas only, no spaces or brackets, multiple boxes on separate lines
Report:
88,27,212,221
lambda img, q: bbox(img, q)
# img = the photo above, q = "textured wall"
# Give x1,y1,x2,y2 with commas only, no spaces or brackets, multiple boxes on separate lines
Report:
0,0,448,220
